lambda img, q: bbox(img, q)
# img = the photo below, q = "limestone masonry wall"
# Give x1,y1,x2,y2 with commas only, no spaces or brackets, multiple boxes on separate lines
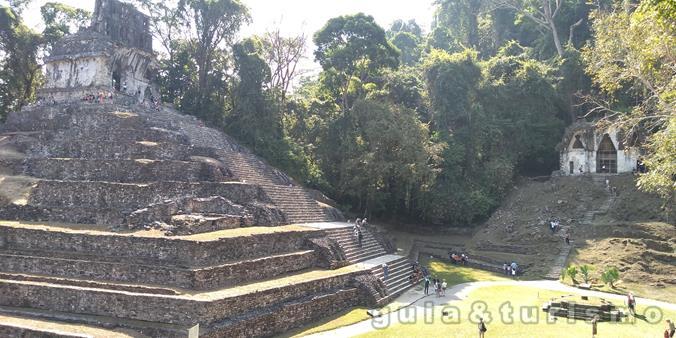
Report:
0,272,360,326
0,225,320,266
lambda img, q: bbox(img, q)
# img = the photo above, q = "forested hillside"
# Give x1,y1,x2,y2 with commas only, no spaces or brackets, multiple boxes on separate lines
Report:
1,0,673,226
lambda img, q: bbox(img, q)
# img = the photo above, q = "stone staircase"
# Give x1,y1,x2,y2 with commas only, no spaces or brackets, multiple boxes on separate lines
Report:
219,145,335,224
324,227,387,263
543,175,616,280
369,256,412,303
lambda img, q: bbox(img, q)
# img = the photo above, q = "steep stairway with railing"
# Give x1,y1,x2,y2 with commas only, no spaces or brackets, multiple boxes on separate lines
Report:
221,151,333,224
324,227,387,263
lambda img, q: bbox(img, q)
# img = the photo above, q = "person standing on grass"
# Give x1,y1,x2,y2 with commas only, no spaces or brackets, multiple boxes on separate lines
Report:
424,276,430,296
478,317,487,338
667,319,675,337
591,315,598,337
627,292,636,315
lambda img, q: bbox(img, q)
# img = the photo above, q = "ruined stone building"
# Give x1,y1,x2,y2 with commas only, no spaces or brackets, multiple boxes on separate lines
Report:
0,0,413,336
40,0,158,102
558,121,642,176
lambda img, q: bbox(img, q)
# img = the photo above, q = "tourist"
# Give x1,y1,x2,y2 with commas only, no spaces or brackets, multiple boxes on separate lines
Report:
565,233,570,245
441,279,447,296
667,319,675,337
478,317,487,338
362,218,368,228
461,253,468,265
382,263,389,279
592,315,599,338
424,276,430,296
627,292,636,315
666,328,671,338
503,263,508,275
357,228,363,247
506,265,512,276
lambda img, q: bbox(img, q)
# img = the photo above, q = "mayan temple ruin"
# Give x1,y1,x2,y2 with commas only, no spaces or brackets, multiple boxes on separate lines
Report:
0,0,413,336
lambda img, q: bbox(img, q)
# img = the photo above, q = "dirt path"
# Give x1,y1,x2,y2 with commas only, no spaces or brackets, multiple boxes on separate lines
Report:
305,280,676,338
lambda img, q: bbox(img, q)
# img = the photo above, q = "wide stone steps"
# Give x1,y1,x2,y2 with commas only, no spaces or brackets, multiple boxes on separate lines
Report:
368,256,414,303
324,227,388,263
219,151,333,224
0,248,317,290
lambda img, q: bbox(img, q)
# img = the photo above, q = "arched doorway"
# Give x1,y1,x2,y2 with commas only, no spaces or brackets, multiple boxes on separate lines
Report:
596,134,617,173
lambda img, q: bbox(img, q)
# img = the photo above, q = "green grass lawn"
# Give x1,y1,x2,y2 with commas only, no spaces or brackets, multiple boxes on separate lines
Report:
358,284,675,338
420,257,512,285
289,261,511,337
284,307,371,337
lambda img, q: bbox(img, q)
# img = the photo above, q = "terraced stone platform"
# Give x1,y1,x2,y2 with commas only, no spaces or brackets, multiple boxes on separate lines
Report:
0,221,378,337
0,100,344,232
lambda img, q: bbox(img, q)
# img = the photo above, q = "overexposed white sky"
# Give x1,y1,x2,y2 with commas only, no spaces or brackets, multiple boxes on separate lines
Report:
18,0,436,73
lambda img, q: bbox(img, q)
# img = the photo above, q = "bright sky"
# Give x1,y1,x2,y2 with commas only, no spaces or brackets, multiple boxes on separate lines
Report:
18,0,437,73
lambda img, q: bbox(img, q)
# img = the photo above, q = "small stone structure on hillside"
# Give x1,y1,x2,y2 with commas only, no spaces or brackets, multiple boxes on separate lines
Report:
40,0,159,103
558,121,642,176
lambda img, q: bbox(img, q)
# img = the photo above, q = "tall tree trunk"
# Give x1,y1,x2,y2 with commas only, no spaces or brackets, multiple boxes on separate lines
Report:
542,0,564,57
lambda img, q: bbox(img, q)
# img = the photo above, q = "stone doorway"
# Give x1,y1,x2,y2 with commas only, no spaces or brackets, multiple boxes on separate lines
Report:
596,134,617,173
112,70,121,91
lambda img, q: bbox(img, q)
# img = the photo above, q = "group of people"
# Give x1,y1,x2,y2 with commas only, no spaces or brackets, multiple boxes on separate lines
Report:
549,217,571,244
448,251,469,265
82,91,114,104
549,218,561,233
351,218,367,247
503,262,520,277
423,276,447,297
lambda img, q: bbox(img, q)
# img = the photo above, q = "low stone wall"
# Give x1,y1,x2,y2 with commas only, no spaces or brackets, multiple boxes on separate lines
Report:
4,104,146,132
27,181,269,210
0,324,86,338
0,224,320,267
24,159,233,183
0,250,317,290
0,271,362,326
205,288,360,338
